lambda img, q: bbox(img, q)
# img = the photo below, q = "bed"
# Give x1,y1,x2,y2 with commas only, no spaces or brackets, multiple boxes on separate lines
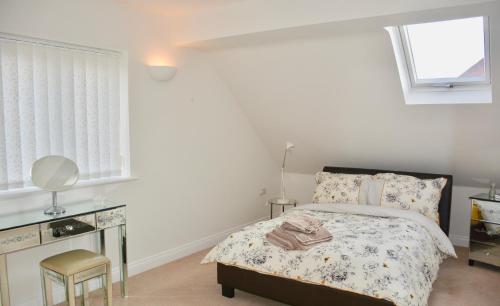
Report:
205,166,454,306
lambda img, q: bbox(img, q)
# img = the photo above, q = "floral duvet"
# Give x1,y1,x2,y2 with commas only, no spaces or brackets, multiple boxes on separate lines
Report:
202,204,456,306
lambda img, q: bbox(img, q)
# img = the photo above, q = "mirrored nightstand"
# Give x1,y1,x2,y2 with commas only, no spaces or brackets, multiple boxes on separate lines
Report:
268,198,297,219
469,193,500,268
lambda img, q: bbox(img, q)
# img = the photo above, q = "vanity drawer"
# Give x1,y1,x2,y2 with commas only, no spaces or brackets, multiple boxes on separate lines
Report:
41,214,96,244
0,225,40,253
96,207,126,229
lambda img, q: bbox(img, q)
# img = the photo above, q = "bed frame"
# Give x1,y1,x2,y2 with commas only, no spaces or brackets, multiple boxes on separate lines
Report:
217,166,453,306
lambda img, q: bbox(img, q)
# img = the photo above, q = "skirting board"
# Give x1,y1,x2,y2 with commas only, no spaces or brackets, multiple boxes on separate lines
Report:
110,215,268,281
19,215,268,306
450,234,469,247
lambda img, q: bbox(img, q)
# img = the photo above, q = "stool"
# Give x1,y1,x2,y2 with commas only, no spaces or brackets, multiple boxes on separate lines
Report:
40,249,112,306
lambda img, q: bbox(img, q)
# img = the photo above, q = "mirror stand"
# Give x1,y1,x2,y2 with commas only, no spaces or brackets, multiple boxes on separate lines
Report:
44,191,66,215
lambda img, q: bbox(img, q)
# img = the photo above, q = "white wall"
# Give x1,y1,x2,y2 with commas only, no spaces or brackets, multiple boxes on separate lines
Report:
284,172,487,247
1,0,498,304
176,0,500,247
205,1,500,187
0,1,279,305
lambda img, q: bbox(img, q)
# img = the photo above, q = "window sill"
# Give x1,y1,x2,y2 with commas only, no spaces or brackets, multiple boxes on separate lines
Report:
0,176,138,200
403,87,492,105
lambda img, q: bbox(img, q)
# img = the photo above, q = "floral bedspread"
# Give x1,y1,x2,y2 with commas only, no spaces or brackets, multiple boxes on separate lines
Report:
203,205,454,306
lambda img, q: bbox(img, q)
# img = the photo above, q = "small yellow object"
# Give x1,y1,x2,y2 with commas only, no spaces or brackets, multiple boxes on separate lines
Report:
471,203,483,225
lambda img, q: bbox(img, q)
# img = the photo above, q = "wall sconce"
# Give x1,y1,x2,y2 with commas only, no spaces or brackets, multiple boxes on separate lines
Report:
148,65,177,82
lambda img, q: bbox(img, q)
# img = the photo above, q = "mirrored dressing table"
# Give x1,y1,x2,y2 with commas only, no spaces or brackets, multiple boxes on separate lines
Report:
0,200,128,306
469,193,500,268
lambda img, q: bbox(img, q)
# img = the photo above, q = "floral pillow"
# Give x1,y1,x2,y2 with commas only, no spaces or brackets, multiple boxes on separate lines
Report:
312,172,370,204
374,173,447,223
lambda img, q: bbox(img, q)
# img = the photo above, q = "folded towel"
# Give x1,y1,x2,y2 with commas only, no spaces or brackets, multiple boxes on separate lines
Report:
293,227,332,245
266,226,332,250
282,215,323,234
266,231,304,250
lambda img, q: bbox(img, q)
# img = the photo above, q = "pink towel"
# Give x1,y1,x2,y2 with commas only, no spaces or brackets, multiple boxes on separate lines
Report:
293,227,332,245
266,230,304,250
281,215,323,234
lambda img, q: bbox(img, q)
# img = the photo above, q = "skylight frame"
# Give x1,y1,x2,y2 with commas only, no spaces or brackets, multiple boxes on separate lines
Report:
397,16,491,89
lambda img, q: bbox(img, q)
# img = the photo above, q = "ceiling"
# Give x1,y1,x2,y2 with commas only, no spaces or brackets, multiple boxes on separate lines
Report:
171,0,497,45
117,0,244,16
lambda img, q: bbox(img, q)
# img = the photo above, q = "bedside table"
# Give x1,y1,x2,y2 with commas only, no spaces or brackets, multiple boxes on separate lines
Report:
268,198,297,219
469,193,500,267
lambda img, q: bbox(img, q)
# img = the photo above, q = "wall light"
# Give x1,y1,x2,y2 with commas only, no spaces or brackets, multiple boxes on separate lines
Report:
148,65,177,82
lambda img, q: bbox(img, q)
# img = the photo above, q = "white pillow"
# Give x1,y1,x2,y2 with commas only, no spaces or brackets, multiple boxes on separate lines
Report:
358,177,385,206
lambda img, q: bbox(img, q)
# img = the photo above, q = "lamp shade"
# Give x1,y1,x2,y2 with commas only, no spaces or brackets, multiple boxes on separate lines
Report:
148,65,177,81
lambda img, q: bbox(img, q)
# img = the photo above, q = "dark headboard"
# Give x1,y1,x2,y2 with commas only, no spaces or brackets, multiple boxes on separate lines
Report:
322,166,453,235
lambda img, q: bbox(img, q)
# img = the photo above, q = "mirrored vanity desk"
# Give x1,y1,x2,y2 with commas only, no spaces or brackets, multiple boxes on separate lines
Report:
0,200,127,306
469,193,500,268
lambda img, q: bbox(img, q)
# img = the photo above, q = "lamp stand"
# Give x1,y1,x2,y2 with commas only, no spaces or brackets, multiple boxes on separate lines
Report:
276,144,294,205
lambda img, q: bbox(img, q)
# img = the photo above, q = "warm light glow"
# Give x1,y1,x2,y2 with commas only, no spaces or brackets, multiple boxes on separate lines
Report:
146,52,174,66
147,57,170,66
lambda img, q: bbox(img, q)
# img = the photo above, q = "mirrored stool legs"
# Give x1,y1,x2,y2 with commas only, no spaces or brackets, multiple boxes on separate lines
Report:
40,249,112,306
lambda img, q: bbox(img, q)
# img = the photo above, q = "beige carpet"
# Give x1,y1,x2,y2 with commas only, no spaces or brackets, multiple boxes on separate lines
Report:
81,247,499,305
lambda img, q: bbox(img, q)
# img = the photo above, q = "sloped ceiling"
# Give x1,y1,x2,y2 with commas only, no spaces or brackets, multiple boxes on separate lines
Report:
173,0,497,45
203,1,500,186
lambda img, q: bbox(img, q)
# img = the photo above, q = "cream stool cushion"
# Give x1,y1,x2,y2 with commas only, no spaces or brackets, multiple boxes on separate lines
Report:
41,249,110,275
40,249,112,306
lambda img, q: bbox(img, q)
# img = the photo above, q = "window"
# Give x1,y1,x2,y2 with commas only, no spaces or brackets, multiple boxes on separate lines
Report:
0,33,129,192
386,16,491,104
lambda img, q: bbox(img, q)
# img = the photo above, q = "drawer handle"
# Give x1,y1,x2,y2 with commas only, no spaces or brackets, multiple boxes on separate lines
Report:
98,216,114,223
98,214,124,223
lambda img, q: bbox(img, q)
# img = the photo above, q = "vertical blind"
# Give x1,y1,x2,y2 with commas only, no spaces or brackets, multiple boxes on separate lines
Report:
0,35,123,191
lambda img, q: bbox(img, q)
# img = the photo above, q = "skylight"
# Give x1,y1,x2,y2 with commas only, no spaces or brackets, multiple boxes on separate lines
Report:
386,16,491,104
402,17,489,86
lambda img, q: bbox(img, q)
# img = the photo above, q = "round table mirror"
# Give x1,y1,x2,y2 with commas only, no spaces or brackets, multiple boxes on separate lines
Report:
31,155,79,215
